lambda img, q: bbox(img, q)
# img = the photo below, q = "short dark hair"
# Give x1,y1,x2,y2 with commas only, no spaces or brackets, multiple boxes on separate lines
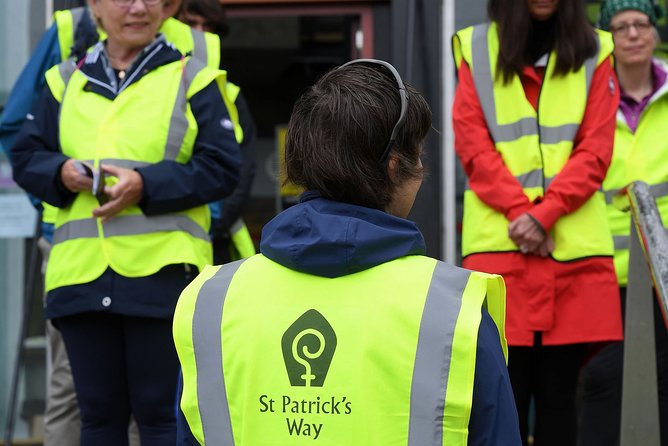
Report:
181,0,229,37
285,62,432,211
488,0,598,83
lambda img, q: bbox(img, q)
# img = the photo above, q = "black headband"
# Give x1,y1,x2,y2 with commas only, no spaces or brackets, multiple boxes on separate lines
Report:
339,59,408,163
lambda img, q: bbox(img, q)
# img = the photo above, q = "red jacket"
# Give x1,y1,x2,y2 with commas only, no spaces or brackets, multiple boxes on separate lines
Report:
453,58,623,346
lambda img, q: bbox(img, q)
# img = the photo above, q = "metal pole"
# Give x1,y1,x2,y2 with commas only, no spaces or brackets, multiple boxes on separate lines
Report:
441,0,456,264
619,181,668,445
620,222,660,446
627,181,668,327
4,215,41,445
405,0,415,83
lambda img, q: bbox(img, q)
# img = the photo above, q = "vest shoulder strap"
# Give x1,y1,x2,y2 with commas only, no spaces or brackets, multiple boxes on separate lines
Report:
183,58,240,142
183,57,226,98
468,270,507,360
595,29,614,65
226,81,241,103
452,24,476,69
160,18,220,69
45,59,78,103
185,25,220,69
54,8,83,60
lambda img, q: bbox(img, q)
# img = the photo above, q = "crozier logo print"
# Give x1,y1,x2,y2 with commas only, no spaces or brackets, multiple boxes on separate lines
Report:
281,309,336,387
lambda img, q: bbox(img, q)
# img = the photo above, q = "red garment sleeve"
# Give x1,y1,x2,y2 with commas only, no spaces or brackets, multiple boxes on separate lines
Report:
529,58,619,232
453,61,533,221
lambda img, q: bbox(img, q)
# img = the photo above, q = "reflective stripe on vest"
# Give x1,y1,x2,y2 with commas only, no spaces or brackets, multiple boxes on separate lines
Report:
613,228,668,251
159,18,220,69
166,57,205,160
455,22,614,261
407,261,469,445
190,28,208,66
605,181,668,205
602,82,668,285
465,169,557,190
53,214,210,245
52,57,202,163
614,235,629,251
192,259,245,445
51,11,237,145
58,59,78,99
183,257,504,445
469,23,597,146
43,56,224,290
70,7,86,32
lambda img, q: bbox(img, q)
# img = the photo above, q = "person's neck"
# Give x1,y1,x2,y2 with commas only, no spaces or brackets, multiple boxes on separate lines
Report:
617,60,654,102
105,41,142,70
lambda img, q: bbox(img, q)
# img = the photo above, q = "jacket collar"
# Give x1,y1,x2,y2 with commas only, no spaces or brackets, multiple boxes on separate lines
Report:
78,34,182,99
260,192,427,278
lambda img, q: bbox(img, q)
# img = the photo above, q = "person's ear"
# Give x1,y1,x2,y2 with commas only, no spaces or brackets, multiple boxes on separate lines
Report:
387,155,399,181
87,0,101,23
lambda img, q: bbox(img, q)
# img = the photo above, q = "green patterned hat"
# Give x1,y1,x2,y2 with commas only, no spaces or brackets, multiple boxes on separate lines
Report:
599,0,664,30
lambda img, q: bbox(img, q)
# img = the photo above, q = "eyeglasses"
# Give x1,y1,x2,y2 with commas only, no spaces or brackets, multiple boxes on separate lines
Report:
609,21,652,36
112,0,162,8
339,58,408,163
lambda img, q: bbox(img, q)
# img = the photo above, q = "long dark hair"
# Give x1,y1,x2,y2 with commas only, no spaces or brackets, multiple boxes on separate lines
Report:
488,0,598,83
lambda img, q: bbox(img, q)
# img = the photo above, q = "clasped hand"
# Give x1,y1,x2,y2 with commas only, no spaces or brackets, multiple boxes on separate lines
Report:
507,213,554,257
61,160,144,223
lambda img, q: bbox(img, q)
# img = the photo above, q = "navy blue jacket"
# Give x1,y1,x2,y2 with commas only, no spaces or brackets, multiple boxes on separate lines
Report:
10,37,241,319
260,192,521,446
178,191,521,445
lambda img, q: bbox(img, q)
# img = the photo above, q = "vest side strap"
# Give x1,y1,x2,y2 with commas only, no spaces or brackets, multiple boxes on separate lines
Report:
408,262,471,446
192,259,247,445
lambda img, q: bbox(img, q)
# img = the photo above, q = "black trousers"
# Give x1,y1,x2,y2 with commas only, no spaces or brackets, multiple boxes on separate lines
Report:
578,288,668,446
58,312,180,446
509,334,587,446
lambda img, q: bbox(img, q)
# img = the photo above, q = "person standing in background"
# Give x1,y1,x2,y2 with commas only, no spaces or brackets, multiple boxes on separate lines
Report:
0,1,233,443
179,0,257,264
10,0,241,442
174,59,522,446
579,1,668,444
452,0,623,444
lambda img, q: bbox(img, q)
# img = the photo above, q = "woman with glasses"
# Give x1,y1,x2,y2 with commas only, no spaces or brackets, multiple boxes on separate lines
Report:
173,60,522,445
578,1,668,444
10,0,241,444
452,0,623,445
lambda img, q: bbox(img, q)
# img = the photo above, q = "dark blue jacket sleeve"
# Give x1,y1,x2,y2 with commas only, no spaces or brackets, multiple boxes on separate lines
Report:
0,24,61,158
468,309,522,446
136,80,241,215
214,91,257,234
11,87,75,208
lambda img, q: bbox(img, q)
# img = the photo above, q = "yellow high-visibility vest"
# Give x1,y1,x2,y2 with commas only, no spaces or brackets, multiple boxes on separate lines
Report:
453,23,614,261
174,254,507,445
602,70,668,285
49,9,236,230
43,55,229,291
